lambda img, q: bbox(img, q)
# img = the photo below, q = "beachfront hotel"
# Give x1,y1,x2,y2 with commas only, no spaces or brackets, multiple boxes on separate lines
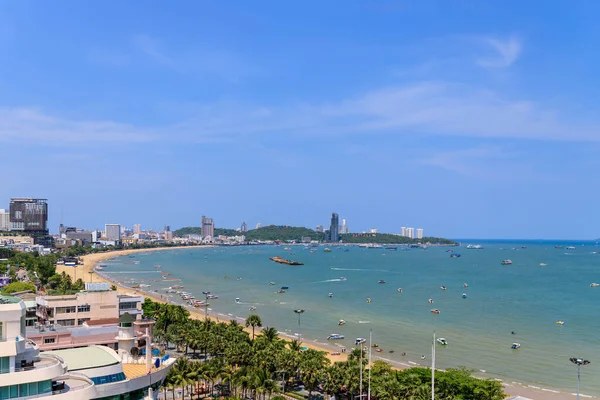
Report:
1,295,175,400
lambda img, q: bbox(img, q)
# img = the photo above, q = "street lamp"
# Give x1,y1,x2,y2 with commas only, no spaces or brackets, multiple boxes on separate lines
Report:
202,291,211,325
570,357,591,400
88,271,94,283
294,309,305,343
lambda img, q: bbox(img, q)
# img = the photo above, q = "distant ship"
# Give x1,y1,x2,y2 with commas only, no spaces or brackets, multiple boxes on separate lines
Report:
501,260,513,265
269,256,304,266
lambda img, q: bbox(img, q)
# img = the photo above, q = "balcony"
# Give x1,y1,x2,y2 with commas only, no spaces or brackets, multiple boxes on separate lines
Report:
50,372,97,399
10,354,67,386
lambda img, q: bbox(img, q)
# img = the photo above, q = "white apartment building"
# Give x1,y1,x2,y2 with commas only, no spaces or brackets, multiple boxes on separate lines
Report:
406,227,415,239
104,224,121,242
0,209,9,231
416,228,424,239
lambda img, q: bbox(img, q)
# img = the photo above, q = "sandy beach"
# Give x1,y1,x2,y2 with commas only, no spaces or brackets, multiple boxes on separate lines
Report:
56,247,586,400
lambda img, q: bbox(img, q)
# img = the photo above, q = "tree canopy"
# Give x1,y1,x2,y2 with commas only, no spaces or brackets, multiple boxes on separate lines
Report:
2,281,36,294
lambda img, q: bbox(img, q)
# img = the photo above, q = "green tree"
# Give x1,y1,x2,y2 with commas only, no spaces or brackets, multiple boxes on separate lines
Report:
245,314,262,341
2,281,36,294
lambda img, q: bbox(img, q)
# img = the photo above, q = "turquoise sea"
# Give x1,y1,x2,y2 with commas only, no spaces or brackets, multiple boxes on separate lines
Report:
101,241,600,396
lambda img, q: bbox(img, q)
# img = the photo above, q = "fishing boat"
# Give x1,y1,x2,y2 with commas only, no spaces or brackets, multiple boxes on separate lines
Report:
327,333,345,340
440,286,447,290
338,319,346,326
511,343,521,349
501,260,513,265
397,288,403,293
269,256,304,266
249,306,257,311
431,309,440,314
378,280,386,284
154,265,161,269
207,294,219,299
366,298,371,303
555,245,563,249
281,286,289,290
169,285,183,289
162,276,182,281
436,338,448,345
566,246,576,250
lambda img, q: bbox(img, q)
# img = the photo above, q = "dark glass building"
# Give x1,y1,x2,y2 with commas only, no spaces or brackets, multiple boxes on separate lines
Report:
9,198,48,234
328,212,340,242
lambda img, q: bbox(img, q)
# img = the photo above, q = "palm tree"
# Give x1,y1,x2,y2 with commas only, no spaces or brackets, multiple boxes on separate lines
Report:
288,339,302,352
260,326,279,342
245,314,262,340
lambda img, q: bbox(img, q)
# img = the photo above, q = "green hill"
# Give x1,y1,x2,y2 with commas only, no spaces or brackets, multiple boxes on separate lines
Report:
245,225,322,241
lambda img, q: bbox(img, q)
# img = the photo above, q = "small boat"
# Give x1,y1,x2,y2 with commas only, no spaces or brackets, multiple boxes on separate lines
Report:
372,343,379,348
236,277,243,280
555,245,563,249
366,298,371,303
463,283,468,288
566,246,576,250
450,253,461,258
556,321,565,325
284,247,291,251
591,283,600,287
344,249,350,252
95,266,104,270
511,343,521,349
355,338,367,345
440,286,447,290
375,348,383,352
378,280,386,284
235,298,241,304
324,248,332,252
389,349,395,353
154,265,161,269
269,281,275,285
431,309,440,314
327,333,345,340
397,288,403,293
249,306,257,311
428,299,434,304
501,260,513,265
277,289,286,294
328,293,334,298
466,244,483,249
436,338,448,345
340,277,347,281
224,276,230,279
281,286,289,290
338,320,346,326
207,294,219,299
462,293,468,299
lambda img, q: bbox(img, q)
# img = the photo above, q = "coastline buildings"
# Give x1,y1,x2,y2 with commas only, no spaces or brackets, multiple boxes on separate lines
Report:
241,221,247,233
256,222,262,229
9,198,48,234
0,209,9,231
201,216,215,239
325,212,340,242
133,224,141,235
416,228,424,239
315,225,323,233
340,219,349,234
104,224,121,242
405,227,414,239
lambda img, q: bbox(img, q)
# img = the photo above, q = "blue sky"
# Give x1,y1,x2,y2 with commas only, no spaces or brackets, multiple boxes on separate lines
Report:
1,1,599,239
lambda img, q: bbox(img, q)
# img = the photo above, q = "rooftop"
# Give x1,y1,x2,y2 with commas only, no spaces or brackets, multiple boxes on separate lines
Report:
0,295,21,304
46,345,120,371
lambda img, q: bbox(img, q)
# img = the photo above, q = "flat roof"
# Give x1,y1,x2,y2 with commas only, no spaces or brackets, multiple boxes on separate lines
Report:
0,295,21,304
46,346,120,371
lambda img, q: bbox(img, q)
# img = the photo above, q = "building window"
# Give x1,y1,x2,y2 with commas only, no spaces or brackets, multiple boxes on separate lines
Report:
0,321,3,340
119,301,138,310
56,319,75,326
77,305,90,313
55,306,76,314
43,338,55,344
0,356,9,374
78,318,91,326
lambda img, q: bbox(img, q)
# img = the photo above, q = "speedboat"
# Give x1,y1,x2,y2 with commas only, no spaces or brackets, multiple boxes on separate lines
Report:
328,293,334,298
540,263,547,267
269,281,275,285
338,319,345,326
566,246,576,250
397,288,403,293
340,277,347,281
511,343,521,349
440,286,447,290
431,309,440,314
436,338,448,345
556,321,565,325
366,298,371,303
462,293,468,299
501,260,513,265
378,280,386,284
235,298,241,304
327,333,345,340
207,294,219,299
591,283,600,287
281,286,289,290
249,306,257,311
355,338,367,345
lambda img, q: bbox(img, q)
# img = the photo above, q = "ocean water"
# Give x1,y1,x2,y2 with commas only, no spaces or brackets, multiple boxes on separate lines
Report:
102,241,600,396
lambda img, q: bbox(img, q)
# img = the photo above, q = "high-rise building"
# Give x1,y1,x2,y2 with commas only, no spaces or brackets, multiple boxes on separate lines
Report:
164,225,171,233
406,227,415,239
316,224,323,233
165,231,173,241
340,219,349,234
256,222,262,229
328,212,340,242
133,224,141,235
9,198,48,233
0,209,9,231
241,222,247,233
105,224,121,241
201,216,215,238
370,228,378,234
400,227,407,237
416,228,424,239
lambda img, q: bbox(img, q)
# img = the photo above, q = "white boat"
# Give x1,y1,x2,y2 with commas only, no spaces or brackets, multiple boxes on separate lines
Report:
540,263,548,267
327,333,345,340
338,319,345,326
511,343,521,349
355,337,367,345
249,306,257,311
566,246,576,250
207,294,219,299
466,244,483,249
235,298,241,303
328,293,333,297
591,283,600,287
436,338,448,345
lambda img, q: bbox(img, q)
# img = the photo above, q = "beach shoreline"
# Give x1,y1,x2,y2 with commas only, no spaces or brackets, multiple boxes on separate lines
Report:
56,246,591,400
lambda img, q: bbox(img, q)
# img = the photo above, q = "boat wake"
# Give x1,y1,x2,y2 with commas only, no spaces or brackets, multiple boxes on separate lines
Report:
103,271,161,274
358,320,370,324
330,267,390,272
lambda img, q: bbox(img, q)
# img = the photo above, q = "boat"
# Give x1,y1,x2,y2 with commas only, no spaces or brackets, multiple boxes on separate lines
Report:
281,286,289,290
328,293,333,298
466,244,483,249
372,343,379,348
324,248,332,252
378,280,386,284
501,260,513,265
431,309,440,314
327,333,345,340
206,294,219,299
540,263,547,267
436,338,448,345
397,288,403,293
590,283,600,287
366,298,371,303
375,348,383,352
446,249,454,253
440,286,447,290
95,266,104,270
169,285,183,289
338,319,345,326
235,298,241,304
284,247,292,251
339,277,347,281
511,343,521,349
269,281,276,285
277,289,286,294
428,299,434,304
462,293,468,299
154,265,161,268
463,283,468,288
556,321,565,325
249,306,257,311
555,245,563,249
269,256,304,266
566,246,576,250
450,253,461,258
386,247,397,250
355,338,367,345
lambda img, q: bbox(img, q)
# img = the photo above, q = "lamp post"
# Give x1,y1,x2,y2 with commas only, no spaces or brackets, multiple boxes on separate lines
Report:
294,309,305,343
202,291,210,325
570,357,591,400
88,271,94,284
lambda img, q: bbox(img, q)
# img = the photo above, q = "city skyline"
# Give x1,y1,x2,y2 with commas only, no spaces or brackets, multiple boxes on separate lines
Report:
2,1,600,239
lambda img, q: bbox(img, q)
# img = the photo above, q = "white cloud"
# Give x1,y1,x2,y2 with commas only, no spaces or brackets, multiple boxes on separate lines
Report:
476,36,522,68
